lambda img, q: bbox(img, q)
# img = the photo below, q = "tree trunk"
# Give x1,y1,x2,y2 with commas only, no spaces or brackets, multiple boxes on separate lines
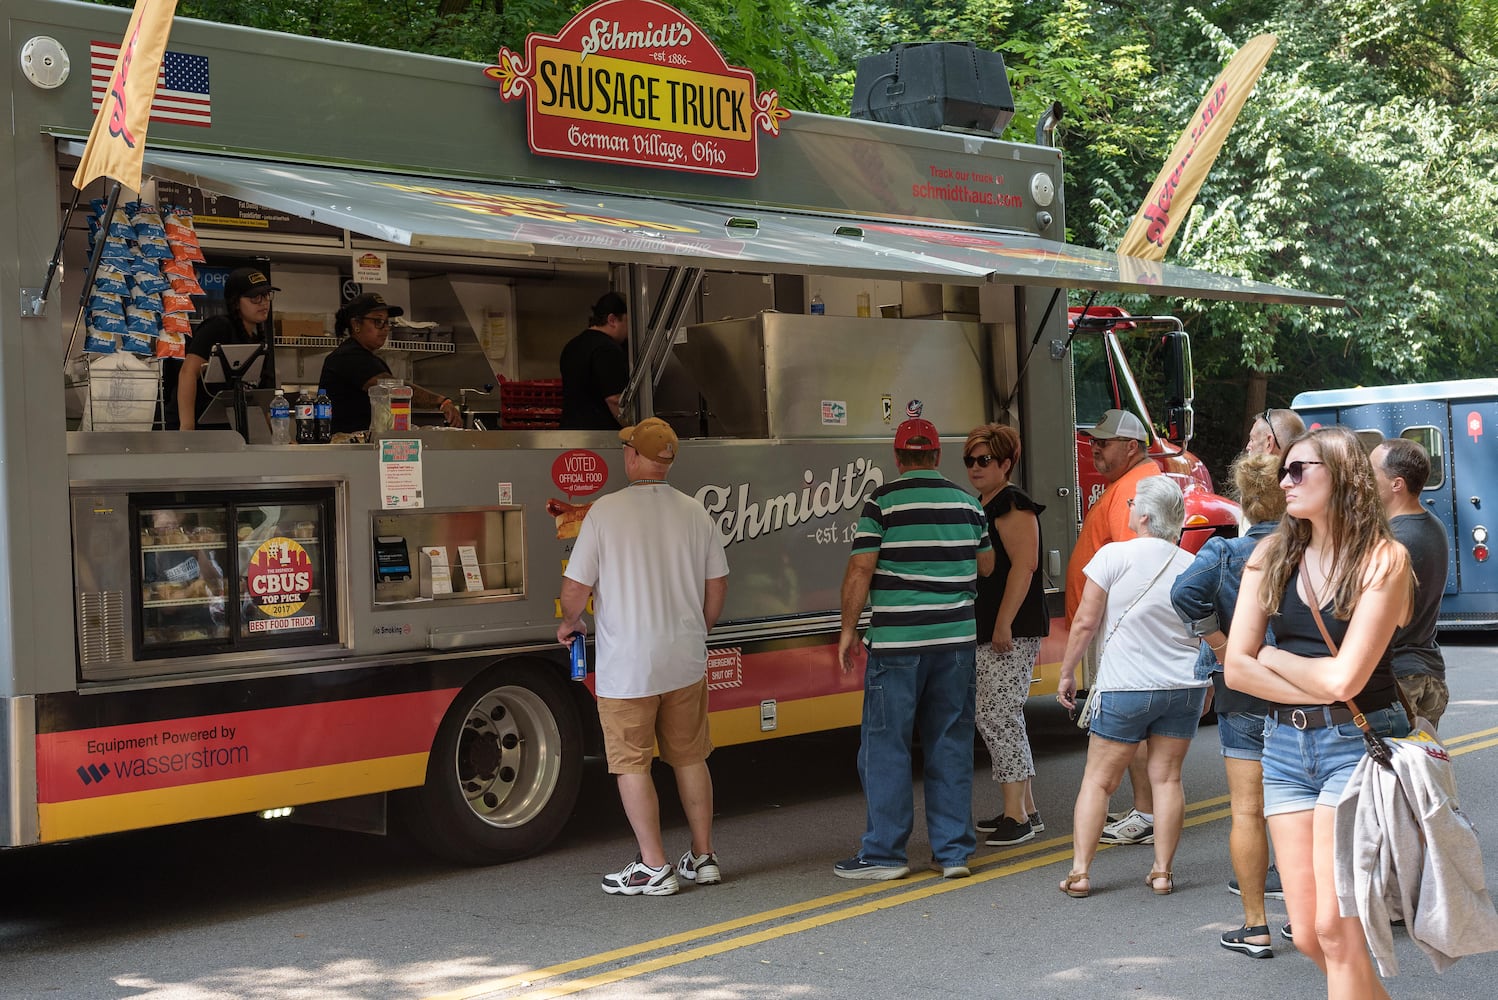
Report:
1244,370,1267,446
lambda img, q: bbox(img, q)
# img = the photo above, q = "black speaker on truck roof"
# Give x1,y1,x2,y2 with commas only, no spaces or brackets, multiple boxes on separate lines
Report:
850,42,1014,135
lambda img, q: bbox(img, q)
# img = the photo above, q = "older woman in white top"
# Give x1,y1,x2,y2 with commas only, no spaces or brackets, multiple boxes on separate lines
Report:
1056,476,1210,898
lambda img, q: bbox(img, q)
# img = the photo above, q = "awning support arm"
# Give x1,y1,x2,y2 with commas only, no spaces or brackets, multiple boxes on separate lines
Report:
619,265,703,421
1000,286,1066,414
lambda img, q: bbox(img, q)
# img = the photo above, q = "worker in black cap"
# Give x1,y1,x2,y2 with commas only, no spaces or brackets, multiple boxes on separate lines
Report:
320,292,461,434
177,266,279,430
560,291,629,430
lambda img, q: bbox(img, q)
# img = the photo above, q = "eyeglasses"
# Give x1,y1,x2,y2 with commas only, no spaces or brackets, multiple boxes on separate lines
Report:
963,454,999,468
1261,409,1280,452
1278,460,1325,485
244,291,274,304
1126,498,1135,508
361,316,393,329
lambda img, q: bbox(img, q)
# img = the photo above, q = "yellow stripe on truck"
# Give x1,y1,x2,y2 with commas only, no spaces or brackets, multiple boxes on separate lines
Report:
38,753,429,842
708,691,863,747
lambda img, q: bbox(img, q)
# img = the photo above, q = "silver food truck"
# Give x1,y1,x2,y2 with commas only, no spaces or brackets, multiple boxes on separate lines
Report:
1,0,1338,862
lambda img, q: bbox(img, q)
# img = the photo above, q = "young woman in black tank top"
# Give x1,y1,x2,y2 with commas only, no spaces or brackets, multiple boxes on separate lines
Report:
1225,426,1413,999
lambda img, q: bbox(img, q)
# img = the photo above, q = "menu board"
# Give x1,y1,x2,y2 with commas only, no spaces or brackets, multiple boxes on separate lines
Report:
154,181,343,238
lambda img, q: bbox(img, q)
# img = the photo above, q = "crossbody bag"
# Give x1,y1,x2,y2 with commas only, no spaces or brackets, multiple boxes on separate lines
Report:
1076,553,1177,730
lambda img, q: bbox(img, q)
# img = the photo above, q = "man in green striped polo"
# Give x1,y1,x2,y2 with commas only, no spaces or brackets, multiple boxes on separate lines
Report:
833,417,995,881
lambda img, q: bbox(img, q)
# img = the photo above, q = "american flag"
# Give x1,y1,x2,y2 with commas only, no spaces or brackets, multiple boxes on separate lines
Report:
90,42,212,128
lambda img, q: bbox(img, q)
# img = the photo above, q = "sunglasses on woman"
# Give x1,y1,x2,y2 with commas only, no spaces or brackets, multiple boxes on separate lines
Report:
1278,460,1324,485
963,454,1000,468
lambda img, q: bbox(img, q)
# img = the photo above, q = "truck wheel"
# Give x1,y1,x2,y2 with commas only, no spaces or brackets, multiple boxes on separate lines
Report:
401,661,583,865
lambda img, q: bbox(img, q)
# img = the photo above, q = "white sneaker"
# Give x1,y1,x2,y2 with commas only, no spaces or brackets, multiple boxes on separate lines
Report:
678,849,722,885
1099,809,1155,845
601,857,679,896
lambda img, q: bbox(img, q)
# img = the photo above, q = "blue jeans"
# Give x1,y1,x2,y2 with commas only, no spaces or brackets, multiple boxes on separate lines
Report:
857,645,977,867
1217,710,1268,761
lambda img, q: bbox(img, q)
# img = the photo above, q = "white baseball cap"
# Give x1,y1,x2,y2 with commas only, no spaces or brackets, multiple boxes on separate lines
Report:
1086,409,1149,442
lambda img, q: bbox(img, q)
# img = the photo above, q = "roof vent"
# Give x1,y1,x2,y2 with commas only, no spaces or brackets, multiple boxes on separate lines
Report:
850,42,1014,136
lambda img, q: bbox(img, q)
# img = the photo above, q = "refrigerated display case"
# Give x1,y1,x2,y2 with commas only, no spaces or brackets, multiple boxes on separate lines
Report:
74,484,343,680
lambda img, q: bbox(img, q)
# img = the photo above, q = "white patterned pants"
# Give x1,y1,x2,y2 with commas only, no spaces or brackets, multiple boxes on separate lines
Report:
975,637,1040,784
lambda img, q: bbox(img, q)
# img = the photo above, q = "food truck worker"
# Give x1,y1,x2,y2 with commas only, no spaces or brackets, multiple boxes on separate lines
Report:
560,292,629,429
176,267,279,430
320,293,461,434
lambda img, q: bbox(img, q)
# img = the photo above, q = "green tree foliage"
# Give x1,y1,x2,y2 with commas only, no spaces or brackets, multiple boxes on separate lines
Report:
87,0,838,112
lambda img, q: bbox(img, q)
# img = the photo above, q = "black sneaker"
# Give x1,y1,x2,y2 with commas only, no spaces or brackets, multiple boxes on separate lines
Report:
984,816,1035,846
1029,811,1045,833
1229,863,1285,900
1280,923,1294,942
601,856,679,896
678,849,722,885
833,855,909,880
975,814,1003,833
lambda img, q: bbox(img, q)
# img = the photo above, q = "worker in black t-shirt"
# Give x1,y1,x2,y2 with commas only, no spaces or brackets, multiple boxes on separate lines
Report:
559,292,629,430
320,292,461,434
177,267,279,430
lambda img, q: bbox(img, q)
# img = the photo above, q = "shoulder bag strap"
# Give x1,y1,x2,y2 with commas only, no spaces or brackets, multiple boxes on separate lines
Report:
1302,570,1395,770
1099,553,1177,655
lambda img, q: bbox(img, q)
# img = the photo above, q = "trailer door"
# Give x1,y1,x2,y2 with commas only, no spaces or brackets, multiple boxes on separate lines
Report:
1394,407,1459,597
1447,401,1498,597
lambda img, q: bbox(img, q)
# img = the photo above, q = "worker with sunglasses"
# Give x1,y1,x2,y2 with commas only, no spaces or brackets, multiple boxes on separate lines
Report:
1246,407,1305,458
321,292,461,435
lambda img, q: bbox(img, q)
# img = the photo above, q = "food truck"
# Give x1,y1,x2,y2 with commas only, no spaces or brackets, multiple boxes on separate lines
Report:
0,0,1338,862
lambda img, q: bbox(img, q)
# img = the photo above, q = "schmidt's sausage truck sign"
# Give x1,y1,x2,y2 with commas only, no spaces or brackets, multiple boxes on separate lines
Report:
485,0,789,177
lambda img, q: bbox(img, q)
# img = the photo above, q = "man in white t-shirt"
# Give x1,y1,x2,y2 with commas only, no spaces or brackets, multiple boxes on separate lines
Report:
558,417,730,896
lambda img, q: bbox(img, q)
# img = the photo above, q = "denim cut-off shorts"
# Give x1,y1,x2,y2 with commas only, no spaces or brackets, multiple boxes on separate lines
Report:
1217,711,1268,762
1089,687,1208,744
1261,703,1410,816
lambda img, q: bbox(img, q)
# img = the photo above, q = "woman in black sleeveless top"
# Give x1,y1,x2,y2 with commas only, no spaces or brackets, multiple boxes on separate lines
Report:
963,424,1049,847
1225,425,1412,999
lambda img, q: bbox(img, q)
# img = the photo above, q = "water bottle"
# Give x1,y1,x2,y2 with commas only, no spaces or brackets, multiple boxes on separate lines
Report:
569,632,587,681
295,389,316,444
269,389,292,445
810,292,825,315
314,386,332,442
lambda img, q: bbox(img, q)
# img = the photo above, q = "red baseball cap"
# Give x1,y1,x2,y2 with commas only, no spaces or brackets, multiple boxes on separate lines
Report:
894,418,941,450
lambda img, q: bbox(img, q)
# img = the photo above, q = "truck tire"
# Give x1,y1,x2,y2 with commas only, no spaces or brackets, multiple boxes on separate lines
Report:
400,660,584,865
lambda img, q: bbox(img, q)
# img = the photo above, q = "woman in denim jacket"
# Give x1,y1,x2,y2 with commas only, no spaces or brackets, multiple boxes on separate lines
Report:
1170,452,1285,958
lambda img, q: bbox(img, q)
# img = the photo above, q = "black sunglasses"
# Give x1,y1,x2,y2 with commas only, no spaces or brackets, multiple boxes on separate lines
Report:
1278,460,1324,485
1261,408,1281,452
963,454,1000,468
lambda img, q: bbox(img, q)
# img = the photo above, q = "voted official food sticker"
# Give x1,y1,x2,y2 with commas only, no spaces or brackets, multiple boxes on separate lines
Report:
245,537,317,631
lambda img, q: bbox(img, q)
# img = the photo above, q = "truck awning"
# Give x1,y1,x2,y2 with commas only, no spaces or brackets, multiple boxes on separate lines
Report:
101,145,1341,307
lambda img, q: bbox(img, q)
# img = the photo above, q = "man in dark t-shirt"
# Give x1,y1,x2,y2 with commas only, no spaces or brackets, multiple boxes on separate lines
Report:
1371,438,1450,729
559,292,629,430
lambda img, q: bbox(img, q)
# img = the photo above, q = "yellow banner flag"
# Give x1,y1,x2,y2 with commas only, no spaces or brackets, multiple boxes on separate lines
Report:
71,0,179,194
1118,34,1277,261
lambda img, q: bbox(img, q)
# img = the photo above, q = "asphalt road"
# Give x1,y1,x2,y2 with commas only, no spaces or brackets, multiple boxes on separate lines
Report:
4,641,1498,999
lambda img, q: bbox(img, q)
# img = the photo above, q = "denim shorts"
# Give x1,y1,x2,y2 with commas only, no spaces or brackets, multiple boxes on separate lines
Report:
1261,704,1410,816
1089,687,1208,744
1217,711,1268,761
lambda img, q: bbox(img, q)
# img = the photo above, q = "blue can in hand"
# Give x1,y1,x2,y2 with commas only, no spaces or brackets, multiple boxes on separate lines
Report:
569,632,587,681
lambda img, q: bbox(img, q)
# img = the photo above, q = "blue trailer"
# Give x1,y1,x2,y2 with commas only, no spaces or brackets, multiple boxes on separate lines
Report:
1293,380,1498,628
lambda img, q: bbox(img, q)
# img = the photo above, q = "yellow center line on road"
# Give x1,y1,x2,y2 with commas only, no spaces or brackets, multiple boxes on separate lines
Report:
427,731,1489,1000
425,796,1231,1000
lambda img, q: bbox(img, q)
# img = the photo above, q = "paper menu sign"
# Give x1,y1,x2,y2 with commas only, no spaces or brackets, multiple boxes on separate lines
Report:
421,545,453,595
457,545,485,592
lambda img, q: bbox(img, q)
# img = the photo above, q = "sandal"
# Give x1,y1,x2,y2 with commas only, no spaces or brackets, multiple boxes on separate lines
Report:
1146,869,1174,895
1220,924,1274,959
1058,871,1090,898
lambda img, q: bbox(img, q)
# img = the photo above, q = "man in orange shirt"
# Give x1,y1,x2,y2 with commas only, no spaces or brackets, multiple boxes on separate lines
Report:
1065,409,1160,844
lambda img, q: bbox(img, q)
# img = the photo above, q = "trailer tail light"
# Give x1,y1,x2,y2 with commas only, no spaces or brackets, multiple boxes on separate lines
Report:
1475,544,1489,563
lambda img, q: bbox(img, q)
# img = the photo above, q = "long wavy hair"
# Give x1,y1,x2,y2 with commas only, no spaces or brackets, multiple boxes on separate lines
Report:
1253,425,1402,618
